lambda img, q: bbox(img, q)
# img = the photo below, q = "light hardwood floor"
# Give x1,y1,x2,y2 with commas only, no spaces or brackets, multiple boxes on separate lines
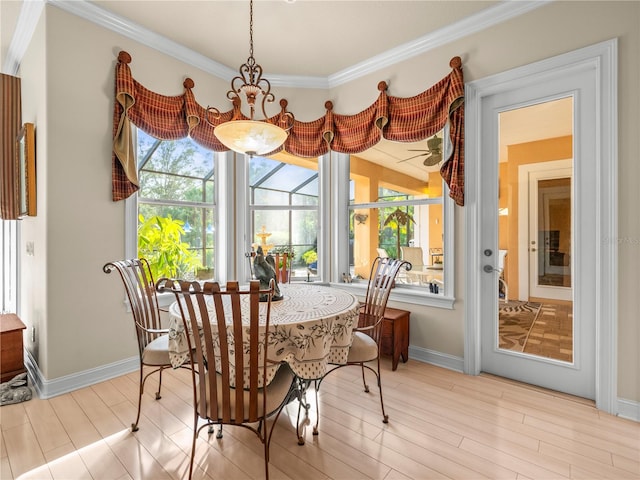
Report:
1,359,639,479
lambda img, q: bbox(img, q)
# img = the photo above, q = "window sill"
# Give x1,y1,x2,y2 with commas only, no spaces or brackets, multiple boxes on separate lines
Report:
328,282,455,309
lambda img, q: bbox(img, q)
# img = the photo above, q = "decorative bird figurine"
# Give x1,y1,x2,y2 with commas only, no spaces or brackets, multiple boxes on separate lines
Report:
253,246,283,301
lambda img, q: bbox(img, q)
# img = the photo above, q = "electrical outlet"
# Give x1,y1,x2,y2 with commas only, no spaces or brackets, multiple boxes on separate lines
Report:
31,326,36,342
26,241,34,256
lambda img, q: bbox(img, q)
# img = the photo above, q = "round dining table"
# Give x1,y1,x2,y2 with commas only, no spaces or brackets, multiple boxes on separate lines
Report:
167,282,360,386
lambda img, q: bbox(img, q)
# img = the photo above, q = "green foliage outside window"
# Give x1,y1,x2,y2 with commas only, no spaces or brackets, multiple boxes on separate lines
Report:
302,250,318,265
137,130,215,273
138,214,202,280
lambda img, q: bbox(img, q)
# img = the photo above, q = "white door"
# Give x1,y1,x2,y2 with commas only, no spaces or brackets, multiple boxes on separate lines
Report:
478,68,596,399
519,161,573,301
465,40,617,412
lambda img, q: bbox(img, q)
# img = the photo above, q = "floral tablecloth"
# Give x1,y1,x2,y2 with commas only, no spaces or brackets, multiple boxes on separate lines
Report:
168,283,359,386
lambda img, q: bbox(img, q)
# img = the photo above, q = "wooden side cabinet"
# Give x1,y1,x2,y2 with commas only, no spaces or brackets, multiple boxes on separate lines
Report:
0,313,27,383
379,307,410,371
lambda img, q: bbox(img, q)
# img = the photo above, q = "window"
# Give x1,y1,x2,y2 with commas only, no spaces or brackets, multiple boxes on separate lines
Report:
133,129,216,280
247,154,320,281
1,220,17,313
341,136,454,306
124,131,451,306
349,172,445,291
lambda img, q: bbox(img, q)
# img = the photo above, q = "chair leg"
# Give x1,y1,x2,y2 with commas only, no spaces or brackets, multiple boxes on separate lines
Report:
295,378,311,445
131,366,144,432
296,397,307,445
132,365,167,431
375,357,389,423
155,366,164,400
312,379,320,436
360,363,370,393
187,423,198,480
264,435,270,480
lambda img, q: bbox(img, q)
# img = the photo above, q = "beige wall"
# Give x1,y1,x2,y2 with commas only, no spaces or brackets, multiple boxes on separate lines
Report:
16,1,639,403
18,8,48,377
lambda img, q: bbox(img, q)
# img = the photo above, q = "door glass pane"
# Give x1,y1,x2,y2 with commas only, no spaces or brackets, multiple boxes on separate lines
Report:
497,97,574,363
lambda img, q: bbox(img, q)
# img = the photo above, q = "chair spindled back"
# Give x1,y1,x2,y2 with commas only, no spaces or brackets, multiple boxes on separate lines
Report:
274,253,289,283
359,257,411,343
162,279,274,425
103,258,163,355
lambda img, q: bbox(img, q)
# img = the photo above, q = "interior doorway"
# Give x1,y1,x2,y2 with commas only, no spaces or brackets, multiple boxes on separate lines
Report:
518,159,573,302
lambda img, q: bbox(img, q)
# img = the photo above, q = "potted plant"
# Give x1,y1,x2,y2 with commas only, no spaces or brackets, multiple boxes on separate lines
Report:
383,208,416,258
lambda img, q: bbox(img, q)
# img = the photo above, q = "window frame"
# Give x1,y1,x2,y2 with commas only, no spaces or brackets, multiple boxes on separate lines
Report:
125,131,227,307
236,153,330,283
329,152,456,309
1,220,18,314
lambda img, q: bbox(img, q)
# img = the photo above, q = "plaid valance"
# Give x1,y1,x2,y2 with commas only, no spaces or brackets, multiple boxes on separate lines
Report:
112,51,465,205
1,73,22,220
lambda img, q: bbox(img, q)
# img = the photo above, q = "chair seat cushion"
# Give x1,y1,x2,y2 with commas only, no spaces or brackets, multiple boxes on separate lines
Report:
198,363,295,422
346,331,378,363
141,334,171,366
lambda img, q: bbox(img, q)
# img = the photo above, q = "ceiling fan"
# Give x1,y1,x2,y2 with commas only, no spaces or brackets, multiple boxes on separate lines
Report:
398,134,443,166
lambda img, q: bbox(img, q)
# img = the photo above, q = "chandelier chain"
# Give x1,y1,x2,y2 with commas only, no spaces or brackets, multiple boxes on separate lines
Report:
249,0,254,60
203,0,294,156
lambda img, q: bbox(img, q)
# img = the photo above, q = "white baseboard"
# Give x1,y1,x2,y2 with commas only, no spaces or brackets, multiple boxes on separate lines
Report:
408,345,464,373
616,398,640,422
25,350,139,399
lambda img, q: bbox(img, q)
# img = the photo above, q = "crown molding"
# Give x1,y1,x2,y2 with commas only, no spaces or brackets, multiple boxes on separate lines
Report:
49,0,239,80
328,0,552,87
2,0,45,75
9,0,550,88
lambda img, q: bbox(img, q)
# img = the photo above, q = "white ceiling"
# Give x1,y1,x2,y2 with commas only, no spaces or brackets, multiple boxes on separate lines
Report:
2,0,571,180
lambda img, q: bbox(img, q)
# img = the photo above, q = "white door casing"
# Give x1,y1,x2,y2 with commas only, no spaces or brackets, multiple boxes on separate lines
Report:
519,160,573,301
464,39,617,413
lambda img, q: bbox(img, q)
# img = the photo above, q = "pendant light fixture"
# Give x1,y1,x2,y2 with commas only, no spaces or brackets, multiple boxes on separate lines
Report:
206,0,294,157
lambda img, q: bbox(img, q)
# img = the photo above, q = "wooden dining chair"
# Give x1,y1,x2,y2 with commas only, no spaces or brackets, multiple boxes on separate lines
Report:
314,257,411,433
273,252,290,283
103,258,175,432
157,278,296,480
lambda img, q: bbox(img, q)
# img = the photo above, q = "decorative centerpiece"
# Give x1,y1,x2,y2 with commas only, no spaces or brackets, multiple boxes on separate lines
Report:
252,246,283,301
